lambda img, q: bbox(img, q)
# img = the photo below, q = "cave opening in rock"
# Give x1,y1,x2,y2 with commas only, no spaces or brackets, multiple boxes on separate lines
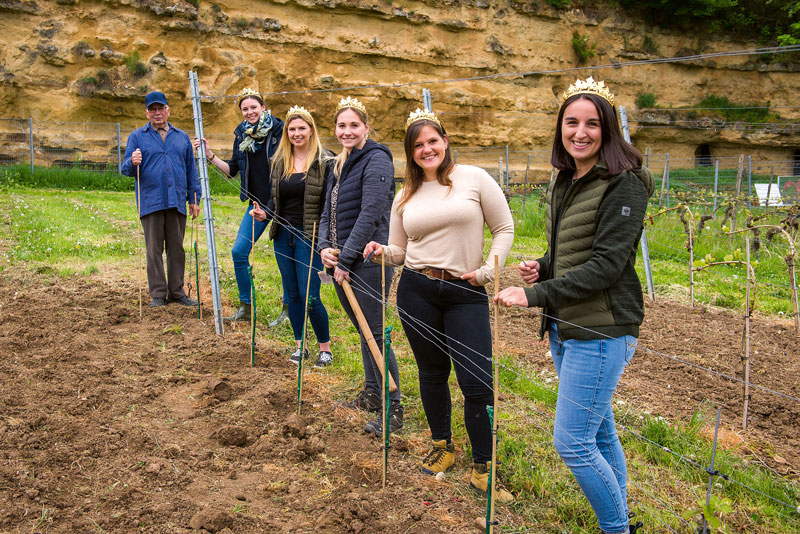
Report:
694,144,712,167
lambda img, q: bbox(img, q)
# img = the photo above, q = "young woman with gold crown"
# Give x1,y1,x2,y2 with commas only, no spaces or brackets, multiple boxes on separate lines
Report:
251,105,334,367
194,88,286,324
318,97,403,435
363,109,515,501
495,77,653,534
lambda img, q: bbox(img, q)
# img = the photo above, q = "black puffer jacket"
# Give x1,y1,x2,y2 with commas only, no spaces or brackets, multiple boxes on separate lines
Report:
318,140,395,271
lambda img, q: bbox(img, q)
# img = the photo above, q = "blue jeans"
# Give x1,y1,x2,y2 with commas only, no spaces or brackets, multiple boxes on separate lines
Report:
549,323,637,534
231,205,270,304
273,225,330,344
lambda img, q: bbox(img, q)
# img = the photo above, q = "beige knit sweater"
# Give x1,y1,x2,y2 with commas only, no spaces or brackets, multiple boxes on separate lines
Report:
382,164,514,286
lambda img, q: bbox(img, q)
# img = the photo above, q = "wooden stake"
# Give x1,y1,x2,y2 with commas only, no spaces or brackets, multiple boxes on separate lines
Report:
136,164,143,319
297,222,317,414
381,251,387,488
731,154,745,238
743,235,752,429
194,191,202,320
250,208,256,366
488,255,500,534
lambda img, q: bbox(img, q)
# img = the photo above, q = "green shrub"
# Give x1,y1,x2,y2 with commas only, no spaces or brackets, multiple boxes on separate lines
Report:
571,31,596,64
124,51,148,78
234,17,250,28
187,0,198,6
698,95,779,123
635,92,657,109
546,0,570,7
643,35,659,54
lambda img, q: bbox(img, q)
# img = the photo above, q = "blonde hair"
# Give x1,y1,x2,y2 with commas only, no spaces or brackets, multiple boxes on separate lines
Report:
272,113,325,180
332,106,370,179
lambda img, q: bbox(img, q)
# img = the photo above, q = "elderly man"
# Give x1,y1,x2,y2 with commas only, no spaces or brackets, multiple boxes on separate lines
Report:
122,91,201,307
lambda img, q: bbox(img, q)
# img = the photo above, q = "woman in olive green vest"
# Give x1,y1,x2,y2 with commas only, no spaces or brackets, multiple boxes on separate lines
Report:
253,106,334,368
496,78,654,534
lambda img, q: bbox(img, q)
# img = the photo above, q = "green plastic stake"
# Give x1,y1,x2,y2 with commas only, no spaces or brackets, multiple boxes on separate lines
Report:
485,405,495,534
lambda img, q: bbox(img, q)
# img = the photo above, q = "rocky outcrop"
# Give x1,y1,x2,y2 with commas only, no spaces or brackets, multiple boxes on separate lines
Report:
0,0,797,163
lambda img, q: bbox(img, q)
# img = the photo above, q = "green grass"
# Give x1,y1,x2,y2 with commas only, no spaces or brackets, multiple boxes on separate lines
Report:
2,171,799,533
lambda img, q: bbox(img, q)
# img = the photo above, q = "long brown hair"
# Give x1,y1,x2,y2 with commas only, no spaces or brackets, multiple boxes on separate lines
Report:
398,119,455,210
550,93,642,176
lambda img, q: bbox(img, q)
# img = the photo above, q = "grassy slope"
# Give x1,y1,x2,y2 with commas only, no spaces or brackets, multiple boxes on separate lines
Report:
1,168,798,533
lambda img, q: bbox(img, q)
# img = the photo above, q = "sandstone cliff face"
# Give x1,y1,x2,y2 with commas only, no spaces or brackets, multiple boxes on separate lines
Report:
1,0,798,166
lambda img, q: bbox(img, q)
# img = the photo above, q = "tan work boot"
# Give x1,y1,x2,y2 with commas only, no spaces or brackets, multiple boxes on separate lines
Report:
420,439,455,475
470,461,514,503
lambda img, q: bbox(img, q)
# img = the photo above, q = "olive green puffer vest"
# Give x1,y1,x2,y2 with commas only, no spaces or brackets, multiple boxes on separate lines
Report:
542,169,612,335
268,148,333,240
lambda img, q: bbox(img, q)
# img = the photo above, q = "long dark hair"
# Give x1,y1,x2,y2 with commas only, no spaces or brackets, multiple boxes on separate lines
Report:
398,119,455,210
550,93,642,176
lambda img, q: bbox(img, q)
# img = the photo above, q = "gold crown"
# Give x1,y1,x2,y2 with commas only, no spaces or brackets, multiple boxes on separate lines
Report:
405,108,441,130
286,105,314,123
336,96,367,116
561,77,615,107
238,87,261,103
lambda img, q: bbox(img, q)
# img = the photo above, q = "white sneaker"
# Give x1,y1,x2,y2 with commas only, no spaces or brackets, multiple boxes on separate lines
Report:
314,351,333,368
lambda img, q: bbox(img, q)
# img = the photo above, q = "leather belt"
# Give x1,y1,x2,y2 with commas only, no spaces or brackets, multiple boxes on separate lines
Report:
413,267,458,281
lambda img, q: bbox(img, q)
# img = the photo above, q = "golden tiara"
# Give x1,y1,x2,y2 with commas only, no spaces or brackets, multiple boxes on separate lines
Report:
286,105,314,123
405,108,441,130
561,77,615,107
238,87,261,103
336,96,367,116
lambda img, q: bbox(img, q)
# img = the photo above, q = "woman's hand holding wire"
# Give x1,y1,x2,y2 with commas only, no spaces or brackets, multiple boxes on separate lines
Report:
362,241,383,261
518,260,540,284
494,287,529,307
251,202,267,221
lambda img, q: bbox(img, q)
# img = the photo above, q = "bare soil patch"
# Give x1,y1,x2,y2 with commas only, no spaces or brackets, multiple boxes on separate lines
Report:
1,266,798,533
0,269,511,533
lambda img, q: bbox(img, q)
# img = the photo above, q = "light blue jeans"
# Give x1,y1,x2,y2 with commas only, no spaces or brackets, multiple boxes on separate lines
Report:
549,323,637,534
231,205,270,305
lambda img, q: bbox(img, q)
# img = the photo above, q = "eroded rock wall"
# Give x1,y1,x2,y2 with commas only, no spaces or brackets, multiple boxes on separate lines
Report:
1,0,798,170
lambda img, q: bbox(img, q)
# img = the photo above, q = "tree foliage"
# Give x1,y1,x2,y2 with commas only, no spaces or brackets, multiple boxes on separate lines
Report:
615,0,800,44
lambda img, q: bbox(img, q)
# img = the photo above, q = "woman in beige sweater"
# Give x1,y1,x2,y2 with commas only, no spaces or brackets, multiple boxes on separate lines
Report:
363,109,514,500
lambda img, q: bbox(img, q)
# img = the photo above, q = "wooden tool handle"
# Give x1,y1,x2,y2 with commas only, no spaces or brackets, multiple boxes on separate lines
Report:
340,279,398,393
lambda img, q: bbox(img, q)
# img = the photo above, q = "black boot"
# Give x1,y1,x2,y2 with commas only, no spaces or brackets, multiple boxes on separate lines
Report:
629,521,643,533
364,402,404,435
268,303,288,328
224,302,251,322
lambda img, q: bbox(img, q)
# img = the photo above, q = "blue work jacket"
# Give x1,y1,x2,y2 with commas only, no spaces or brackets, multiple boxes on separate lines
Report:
121,122,201,218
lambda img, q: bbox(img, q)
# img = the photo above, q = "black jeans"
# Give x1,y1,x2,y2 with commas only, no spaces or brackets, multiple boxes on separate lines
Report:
397,269,494,463
334,261,401,402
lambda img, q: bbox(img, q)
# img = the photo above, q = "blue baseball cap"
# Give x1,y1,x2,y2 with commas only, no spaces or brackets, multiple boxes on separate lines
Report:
145,91,168,108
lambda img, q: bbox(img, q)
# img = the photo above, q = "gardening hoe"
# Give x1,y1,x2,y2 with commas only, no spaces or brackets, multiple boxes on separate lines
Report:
332,250,397,393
